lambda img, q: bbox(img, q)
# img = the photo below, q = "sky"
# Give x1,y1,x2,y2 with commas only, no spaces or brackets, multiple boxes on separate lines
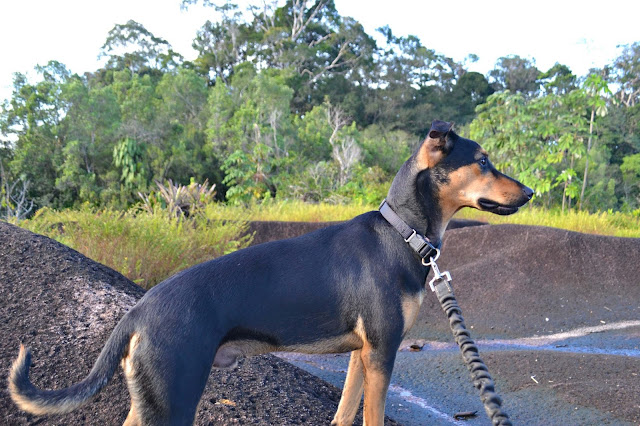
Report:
1,0,639,104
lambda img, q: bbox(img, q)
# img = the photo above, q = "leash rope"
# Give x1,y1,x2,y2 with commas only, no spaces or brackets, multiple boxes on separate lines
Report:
429,263,512,426
378,201,511,424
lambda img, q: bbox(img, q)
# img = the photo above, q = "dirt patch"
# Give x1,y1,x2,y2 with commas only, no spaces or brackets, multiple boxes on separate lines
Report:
0,221,397,425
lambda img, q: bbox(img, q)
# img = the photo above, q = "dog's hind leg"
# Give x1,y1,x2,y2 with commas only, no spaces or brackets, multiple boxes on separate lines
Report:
331,350,364,426
121,332,213,426
123,356,170,425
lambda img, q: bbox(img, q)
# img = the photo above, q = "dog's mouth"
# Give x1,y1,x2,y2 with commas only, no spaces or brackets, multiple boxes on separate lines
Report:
477,198,520,215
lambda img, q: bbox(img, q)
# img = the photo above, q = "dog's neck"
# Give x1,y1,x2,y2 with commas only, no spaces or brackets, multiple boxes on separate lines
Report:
386,158,448,245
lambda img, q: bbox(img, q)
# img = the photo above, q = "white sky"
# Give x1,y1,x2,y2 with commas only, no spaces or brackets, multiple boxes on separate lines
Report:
1,0,639,104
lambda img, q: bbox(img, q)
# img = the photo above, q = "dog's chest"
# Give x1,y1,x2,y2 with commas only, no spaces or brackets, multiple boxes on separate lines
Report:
401,290,425,335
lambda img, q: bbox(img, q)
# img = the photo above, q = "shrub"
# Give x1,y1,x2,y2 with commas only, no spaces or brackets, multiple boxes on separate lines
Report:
138,179,217,218
20,205,252,289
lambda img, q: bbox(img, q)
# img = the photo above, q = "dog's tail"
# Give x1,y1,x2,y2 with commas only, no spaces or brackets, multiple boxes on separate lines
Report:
8,315,135,415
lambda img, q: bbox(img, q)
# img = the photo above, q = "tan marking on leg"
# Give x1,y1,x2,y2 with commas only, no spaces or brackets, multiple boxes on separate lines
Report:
331,350,365,426
121,333,140,376
123,403,140,426
401,292,424,336
121,333,142,426
360,343,391,426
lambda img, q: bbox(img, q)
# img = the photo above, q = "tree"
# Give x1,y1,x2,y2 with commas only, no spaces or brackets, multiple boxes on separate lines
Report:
187,0,376,116
2,0,637,213
57,78,121,205
292,103,332,160
470,88,589,209
441,71,494,125
325,102,361,186
620,153,640,210
612,42,640,108
206,66,296,201
538,63,577,95
189,2,251,84
528,89,587,211
360,125,412,175
0,158,33,220
365,26,455,134
1,61,71,208
489,55,540,97
579,72,613,210
153,68,210,183
113,137,147,192
221,144,277,203
100,20,183,74
470,91,533,179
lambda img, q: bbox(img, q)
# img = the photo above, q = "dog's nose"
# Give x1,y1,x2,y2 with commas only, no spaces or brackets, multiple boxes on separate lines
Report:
523,186,534,200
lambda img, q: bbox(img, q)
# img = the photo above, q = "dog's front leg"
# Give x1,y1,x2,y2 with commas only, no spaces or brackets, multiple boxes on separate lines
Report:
332,350,365,426
360,342,395,426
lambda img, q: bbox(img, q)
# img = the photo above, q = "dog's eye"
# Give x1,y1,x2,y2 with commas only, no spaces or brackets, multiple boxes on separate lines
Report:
479,157,488,167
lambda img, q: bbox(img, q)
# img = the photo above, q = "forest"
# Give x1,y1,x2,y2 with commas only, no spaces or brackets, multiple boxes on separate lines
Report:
1,0,640,220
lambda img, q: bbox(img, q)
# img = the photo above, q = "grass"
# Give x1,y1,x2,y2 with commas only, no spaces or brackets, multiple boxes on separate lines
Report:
455,206,640,238
209,200,373,222
19,205,252,289
214,200,640,238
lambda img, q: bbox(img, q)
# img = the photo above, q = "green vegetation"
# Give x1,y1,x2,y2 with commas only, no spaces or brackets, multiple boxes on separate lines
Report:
1,1,639,234
208,199,372,222
195,200,640,238
20,205,252,288
456,207,640,238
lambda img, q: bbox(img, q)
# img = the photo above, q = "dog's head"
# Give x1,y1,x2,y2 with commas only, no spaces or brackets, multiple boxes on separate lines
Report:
410,120,533,221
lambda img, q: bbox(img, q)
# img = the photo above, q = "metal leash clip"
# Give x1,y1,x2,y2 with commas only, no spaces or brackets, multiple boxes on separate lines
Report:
421,247,441,266
425,255,452,293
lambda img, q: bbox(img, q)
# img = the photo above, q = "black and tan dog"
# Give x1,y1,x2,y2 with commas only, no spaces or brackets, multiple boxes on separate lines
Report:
9,120,532,425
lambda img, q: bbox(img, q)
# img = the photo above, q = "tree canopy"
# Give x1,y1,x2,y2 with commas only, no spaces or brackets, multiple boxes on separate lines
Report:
1,0,639,216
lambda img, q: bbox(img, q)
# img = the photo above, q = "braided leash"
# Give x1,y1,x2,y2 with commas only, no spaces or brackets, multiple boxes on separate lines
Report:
427,256,512,426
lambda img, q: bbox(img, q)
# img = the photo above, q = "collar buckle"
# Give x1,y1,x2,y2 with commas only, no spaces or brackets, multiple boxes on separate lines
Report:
379,199,441,265
404,229,417,243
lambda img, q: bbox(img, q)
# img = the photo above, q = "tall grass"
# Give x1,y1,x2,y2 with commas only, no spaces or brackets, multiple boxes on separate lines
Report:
213,200,640,238
210,200,372,222
20,206,252,288
456,207,640,238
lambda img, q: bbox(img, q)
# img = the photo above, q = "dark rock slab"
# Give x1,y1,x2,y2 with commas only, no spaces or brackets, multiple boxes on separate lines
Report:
247,218,486,247
412,223,640,339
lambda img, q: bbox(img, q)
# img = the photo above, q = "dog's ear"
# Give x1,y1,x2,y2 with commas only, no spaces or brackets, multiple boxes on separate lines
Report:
416,120,455,169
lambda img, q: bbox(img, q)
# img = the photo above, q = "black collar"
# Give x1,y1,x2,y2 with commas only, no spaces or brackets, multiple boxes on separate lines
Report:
379,199,441,263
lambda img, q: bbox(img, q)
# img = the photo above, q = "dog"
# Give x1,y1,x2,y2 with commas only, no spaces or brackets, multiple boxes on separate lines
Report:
9,120,532,425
